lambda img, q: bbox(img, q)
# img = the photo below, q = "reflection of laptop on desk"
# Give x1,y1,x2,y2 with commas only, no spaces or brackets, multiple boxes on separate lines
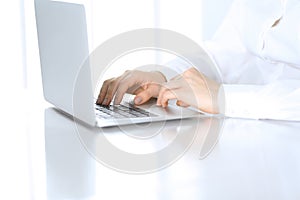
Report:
35,0,201,127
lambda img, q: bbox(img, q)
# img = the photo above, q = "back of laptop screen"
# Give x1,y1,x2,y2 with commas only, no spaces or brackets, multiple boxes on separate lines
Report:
35,1,95,125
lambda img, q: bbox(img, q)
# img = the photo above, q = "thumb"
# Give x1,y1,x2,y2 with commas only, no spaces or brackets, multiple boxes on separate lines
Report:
134,89,153,105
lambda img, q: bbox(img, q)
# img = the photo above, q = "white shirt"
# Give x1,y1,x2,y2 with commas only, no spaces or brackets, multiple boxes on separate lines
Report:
204,0,300,121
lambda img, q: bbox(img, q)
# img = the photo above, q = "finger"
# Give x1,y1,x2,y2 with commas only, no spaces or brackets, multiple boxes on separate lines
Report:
113,84,128,105
102,78,120,105
113,73,145,105
127,84,142,94
176,100,190,107
134,86,156,105
96,78,113,104
113,77,137,105
132,87,144,95
156,86,167,106
156,80,181,105
134,89,152,105
160,90,177,108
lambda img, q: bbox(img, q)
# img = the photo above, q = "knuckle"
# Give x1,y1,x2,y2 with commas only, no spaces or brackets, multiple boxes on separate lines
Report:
183,72,191,78
124,70,133,75
103,79,112,85
183,68,196,77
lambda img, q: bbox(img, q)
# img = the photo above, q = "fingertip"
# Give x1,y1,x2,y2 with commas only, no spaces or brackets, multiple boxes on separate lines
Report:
156,95,162,106
160,96,167,108
113,97,121,105
162,100,168,108
156,92,163,106
96,99,100,105
134,90,152,105
156,101,161,106
102,97,110,106
134,96,143,105
96,92,103,104
176,100,189,107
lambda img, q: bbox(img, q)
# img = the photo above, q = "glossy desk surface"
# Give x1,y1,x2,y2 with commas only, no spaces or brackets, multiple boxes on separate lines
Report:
1,96,300,200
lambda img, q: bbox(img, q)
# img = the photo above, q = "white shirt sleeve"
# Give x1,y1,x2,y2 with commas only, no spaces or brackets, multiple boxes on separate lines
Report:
207,0,300,121
219,81,300,121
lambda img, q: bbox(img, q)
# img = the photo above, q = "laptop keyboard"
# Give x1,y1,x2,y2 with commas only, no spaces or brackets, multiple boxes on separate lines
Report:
95,104,155,119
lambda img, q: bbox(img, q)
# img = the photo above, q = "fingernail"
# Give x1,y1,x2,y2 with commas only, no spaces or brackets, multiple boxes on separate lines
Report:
134,96,142,104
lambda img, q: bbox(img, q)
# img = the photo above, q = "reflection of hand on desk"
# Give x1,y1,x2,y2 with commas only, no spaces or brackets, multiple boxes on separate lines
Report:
45,107,300,200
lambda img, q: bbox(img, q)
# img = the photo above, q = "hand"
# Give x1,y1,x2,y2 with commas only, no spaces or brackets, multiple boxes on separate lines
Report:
156,67,220,114
96,70,167,106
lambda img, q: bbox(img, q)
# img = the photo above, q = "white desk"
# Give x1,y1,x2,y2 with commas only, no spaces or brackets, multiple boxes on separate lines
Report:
1,96,300,200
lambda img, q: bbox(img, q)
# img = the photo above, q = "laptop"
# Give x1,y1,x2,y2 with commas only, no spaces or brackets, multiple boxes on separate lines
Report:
35,0,202,127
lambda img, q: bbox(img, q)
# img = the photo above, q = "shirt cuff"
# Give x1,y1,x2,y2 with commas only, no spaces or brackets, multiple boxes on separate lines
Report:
218,84,264,119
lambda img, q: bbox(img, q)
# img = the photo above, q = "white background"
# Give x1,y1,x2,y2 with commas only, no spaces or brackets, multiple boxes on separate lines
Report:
0,0,233,199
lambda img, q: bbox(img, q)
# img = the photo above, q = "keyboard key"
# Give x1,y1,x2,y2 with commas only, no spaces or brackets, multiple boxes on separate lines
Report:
95,104,155,119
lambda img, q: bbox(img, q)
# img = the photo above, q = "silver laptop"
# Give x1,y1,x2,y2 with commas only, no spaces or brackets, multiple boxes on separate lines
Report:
35,0,201,127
